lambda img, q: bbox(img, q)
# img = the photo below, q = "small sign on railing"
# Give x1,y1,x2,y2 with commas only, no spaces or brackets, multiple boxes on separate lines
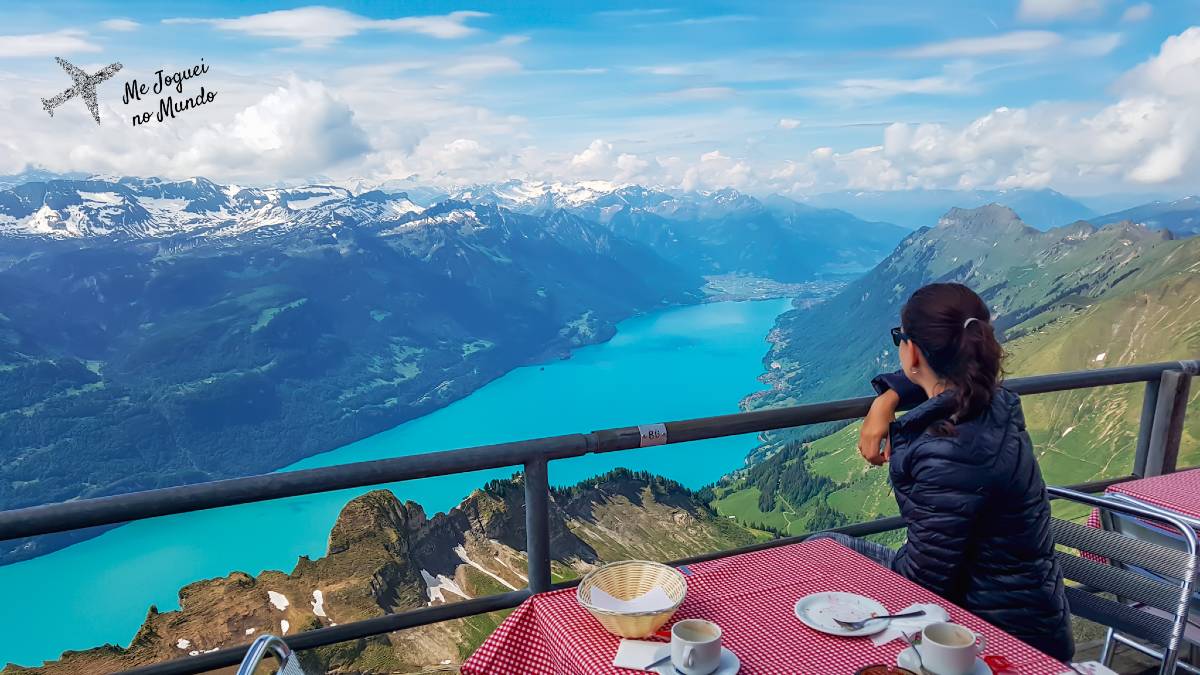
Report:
638,423,668,447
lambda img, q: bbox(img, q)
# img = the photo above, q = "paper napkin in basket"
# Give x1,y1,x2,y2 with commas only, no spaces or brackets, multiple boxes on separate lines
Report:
613,639,668,671
870,602,950,646
590,586,675,613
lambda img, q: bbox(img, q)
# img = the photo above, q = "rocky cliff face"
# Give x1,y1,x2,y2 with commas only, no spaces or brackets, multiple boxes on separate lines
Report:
7,469,756,674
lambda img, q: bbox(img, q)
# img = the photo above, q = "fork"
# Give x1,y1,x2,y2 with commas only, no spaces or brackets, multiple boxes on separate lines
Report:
901,631,931,675
833,609,926,630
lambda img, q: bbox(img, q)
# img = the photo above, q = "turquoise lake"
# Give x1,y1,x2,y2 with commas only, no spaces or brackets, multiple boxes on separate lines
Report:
0,298,792,667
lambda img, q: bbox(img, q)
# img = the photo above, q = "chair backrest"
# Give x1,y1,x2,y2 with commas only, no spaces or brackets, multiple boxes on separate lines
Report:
236,635,309,675
1048,486,1198,675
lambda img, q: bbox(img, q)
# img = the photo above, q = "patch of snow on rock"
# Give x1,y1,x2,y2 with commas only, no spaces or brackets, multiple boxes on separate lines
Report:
267,590,290,611
176,638,191,649
421,568,470,603
281,620,290,635
311,589,327,617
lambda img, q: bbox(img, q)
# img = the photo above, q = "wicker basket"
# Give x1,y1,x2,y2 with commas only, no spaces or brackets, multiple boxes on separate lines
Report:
575,560,687,638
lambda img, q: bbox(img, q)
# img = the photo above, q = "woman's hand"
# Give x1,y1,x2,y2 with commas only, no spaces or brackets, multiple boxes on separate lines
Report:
858,389,900,466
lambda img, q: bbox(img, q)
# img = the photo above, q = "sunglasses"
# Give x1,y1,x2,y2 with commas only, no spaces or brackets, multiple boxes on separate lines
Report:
890,326,912,347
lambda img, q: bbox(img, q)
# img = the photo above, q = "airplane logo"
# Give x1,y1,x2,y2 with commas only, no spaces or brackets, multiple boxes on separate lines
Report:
42,57,123,125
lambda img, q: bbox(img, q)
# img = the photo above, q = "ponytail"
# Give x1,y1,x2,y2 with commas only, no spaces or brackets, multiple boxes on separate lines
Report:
900,283,1005,435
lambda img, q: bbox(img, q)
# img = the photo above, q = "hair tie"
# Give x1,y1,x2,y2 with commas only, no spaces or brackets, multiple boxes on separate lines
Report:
963,317,982,329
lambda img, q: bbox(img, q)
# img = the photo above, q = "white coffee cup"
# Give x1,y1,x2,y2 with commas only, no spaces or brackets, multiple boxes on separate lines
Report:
916,622,987,675
670,618,722,675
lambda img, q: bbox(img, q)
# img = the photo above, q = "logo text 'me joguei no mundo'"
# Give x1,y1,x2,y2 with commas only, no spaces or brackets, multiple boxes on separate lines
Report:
41,57,216,127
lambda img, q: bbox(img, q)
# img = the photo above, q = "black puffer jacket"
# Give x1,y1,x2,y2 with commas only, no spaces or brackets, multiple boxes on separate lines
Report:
873,372,1074,662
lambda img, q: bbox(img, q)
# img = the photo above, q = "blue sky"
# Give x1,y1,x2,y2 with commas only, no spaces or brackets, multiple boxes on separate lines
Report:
1,1,1198,196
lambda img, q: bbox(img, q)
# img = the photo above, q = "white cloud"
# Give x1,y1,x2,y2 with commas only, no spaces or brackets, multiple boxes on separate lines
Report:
634,65,692,76
659,86,735,100
1120,3,1152,22
1017,0,1108,21
546,28,1200,196
439,56,521,78
165,7,488,48
0,30,100,58
497,34,530,46
1017,0,1108,22
100,19,139,32
673,15,755,26
171,77,372,179
834,75,971,100
898,30,1063,57
594,8,673,17
778,118,801,129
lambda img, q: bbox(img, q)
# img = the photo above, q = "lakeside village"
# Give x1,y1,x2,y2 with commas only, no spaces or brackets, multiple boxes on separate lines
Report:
121,59,216,126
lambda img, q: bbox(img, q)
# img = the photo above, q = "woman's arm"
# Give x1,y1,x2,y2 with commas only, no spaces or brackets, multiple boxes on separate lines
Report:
871,370,927,409
859,390,898,465
858,370,927,465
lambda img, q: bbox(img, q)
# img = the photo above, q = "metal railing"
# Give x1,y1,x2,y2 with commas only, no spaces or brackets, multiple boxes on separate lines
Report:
1,359,1196,675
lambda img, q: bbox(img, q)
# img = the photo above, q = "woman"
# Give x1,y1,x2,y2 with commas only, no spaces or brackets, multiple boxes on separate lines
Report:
819,282,1073,661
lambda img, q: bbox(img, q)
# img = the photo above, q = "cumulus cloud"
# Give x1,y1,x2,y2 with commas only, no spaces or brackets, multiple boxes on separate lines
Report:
100,19,139,32
0,30,100,58
1017,0,1108,22
165,7,488,48
552,28,1200,195
181,77,371,178
778,118,801,129
0,73,369,182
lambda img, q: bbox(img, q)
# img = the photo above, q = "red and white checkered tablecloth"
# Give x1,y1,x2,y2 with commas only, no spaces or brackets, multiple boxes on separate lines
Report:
1083,468,1200,550
462,539,1068,675
1102,468,1200,520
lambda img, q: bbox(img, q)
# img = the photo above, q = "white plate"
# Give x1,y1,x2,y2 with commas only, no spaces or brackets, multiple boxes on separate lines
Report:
794,592,889,637
897,646,992,675
649,646,739,674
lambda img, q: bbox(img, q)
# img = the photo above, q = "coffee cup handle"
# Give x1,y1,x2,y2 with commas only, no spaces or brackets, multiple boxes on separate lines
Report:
975,633,987,655
681,645,695,668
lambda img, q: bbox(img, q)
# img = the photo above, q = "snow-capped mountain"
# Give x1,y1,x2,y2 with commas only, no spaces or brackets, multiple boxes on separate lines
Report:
0,175,912,281
0,177,420,240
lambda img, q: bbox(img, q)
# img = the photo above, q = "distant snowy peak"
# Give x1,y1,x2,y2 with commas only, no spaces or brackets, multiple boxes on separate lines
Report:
0,178,426,240
450,179,765,223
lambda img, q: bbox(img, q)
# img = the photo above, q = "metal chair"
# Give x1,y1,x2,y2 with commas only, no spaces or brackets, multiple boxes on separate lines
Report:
1049,487,1199,674
1099,493,1200,670
236,635,309,675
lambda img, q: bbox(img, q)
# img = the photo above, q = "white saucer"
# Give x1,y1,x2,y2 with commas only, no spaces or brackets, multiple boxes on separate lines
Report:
650,646,740,674
897,646,992,675
794,591,889,637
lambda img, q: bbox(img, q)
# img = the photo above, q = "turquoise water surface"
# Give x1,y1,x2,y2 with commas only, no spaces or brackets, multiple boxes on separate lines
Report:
0,298,791,667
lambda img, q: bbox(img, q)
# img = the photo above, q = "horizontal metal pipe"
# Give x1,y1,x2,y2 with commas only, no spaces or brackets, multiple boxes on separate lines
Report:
3,359,1194,543
0,434,588,541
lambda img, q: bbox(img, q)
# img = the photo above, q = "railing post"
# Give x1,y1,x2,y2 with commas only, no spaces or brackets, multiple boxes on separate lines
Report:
1133,378,1161,477
1143,370,1193,477
523,457,552,594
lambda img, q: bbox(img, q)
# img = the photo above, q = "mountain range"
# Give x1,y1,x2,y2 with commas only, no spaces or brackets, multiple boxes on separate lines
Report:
803,187,1097,230
1090,196,1200,236
0,178,709,563
716,203,1200,537
4,171,1200,672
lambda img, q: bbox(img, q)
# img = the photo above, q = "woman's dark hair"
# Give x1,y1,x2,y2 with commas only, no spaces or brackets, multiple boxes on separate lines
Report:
901,282,1004,434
